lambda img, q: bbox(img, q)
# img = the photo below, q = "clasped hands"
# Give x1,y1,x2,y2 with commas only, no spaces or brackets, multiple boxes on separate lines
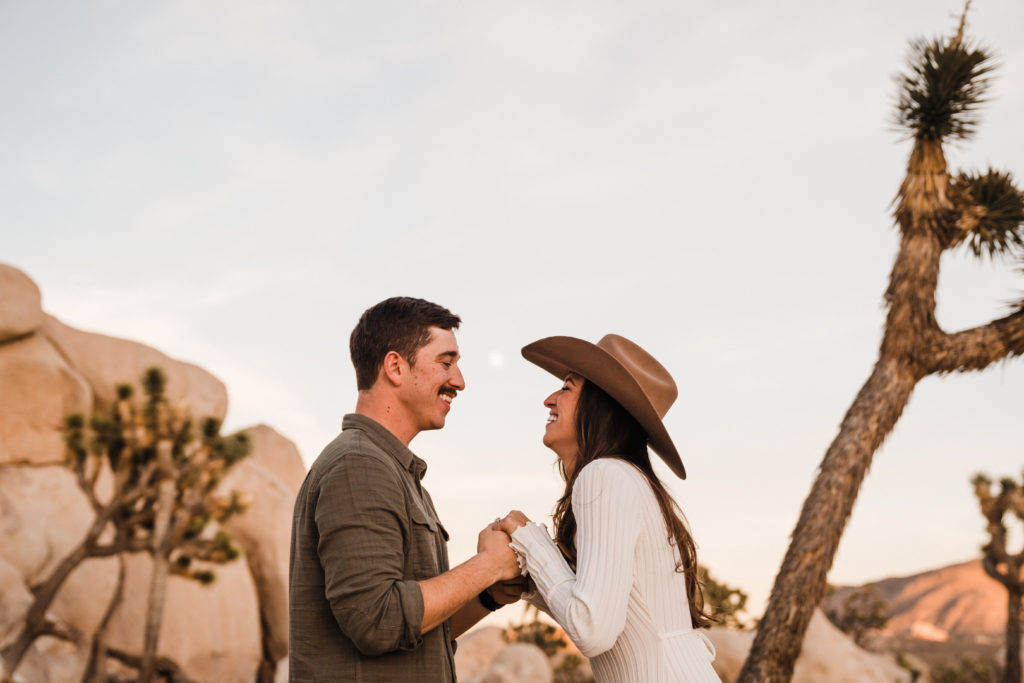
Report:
476,510,532,607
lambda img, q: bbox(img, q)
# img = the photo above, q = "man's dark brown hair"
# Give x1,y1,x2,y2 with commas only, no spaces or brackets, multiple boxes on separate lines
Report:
349,297,461,390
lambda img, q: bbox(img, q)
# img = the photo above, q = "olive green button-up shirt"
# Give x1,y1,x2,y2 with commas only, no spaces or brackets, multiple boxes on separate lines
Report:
289,414,455,682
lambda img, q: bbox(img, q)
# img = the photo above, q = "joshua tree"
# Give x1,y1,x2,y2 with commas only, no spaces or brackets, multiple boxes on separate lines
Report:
0,367,251,683
129,368,251,682
506,605,569,657
700,567,751,631
823,585,890,647
739,8,1024,681
973,472,1024,683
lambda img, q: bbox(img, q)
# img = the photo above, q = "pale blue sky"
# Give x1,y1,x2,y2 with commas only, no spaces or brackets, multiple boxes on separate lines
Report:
4,0,1023,617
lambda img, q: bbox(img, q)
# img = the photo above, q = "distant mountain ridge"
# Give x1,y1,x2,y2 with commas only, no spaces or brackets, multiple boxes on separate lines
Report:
825,559,1005,643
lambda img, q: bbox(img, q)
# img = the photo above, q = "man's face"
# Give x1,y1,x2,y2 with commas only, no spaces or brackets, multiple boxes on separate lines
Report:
400,326,465,433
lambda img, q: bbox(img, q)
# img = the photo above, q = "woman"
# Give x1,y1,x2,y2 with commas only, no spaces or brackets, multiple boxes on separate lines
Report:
497,334,720,682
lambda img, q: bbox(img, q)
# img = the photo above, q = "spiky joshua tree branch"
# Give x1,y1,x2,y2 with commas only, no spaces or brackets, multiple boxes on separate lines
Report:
0,367,251,683
740,6,1024,681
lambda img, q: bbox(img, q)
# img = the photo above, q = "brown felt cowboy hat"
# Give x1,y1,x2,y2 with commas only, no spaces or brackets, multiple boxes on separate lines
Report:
521,334,685,479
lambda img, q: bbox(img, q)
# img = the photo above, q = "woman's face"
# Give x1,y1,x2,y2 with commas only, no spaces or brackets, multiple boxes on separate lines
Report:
543,373,582,469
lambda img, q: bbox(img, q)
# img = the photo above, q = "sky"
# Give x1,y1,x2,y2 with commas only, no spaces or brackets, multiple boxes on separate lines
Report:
3,0,1024,622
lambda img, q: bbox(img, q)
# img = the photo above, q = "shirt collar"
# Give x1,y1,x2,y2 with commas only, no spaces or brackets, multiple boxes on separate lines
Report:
342,413,429,480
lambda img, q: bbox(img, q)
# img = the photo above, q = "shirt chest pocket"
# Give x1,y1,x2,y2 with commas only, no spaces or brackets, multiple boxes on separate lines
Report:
408,506,441,579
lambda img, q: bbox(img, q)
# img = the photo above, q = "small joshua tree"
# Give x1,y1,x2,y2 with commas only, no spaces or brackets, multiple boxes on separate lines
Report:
0,367,251,683
700,567,752,631
824,585,890,647
127,368,251,682
506,605,567,657
973,472,1024,683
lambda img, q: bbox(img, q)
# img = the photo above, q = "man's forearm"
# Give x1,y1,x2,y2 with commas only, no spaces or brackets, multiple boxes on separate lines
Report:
449,595,491,639
419,553,500,635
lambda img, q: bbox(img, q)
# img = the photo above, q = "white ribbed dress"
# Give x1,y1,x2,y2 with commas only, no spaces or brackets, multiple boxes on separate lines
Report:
509,458,720,682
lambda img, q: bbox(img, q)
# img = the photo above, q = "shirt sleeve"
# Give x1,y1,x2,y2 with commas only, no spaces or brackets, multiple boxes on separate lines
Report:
509,459,643,657
316,453,424,656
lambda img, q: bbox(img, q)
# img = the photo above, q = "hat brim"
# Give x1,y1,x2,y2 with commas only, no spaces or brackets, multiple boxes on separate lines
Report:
522,336,686,479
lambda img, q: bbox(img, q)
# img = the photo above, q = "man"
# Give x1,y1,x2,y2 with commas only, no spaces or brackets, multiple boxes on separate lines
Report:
289,297,521,682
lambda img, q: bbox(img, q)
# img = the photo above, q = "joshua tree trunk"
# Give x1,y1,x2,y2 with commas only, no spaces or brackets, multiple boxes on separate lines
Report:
140,551,172,683
0,542,90,673
1006,581,1022,683
82,555,126,683
0,504,117,674
140,461,176,683
739,149,950,680
741,361,916,678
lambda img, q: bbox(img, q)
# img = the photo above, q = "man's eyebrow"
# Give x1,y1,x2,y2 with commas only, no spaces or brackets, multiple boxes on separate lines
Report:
437,350,459,359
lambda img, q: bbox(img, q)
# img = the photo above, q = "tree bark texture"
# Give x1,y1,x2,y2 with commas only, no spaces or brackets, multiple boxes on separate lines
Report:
105,646,197,683
738,361,917,681
1005,581,1022,683
0,504,113,673
139,475,176,683
82,555,126,683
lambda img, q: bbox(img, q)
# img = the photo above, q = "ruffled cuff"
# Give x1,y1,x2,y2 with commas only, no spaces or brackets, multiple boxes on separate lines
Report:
509,522,575,601
510,543,529,577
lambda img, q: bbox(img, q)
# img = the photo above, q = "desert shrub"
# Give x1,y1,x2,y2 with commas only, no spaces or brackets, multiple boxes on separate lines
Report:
931,656,998,683
700,567,752,630
823,585,889,646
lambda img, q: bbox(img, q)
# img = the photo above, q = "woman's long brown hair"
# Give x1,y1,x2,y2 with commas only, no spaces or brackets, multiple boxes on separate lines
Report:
551,378,714,629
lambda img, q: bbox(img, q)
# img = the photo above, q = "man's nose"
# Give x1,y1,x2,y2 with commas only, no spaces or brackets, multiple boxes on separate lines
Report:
451,364,466,390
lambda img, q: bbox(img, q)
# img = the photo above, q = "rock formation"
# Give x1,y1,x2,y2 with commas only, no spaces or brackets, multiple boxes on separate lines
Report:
824,559,1005,642
0,263,306,682
455,628,553,683
220,424,307,676
0,266,42,342
709,610,912,682
455,610,911,683
477,643,553,683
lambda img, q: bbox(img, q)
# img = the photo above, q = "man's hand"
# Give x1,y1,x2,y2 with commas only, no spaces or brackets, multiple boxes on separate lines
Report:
477,525,520,581
422,527,521,637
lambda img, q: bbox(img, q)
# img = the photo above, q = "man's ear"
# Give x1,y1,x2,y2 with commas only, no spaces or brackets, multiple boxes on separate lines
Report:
381,350,405,386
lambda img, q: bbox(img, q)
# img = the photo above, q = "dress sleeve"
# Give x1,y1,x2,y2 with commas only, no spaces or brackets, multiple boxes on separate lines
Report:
509,459,643,657
521,581,552,616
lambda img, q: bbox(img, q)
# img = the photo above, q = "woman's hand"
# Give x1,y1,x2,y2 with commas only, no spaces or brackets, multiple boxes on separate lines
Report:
493,510,530,537
485,577,530,606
